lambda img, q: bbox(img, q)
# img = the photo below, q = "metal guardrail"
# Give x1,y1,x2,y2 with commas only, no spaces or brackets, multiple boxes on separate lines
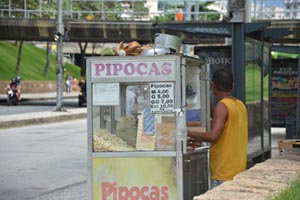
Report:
0,0,299,21
0,9,224,21
1,0,298,21
0,0,225,20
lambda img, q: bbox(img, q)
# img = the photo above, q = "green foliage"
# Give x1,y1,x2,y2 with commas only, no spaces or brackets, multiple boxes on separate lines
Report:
245,64,269,102
268,177,300,200
154,14,176,21
0,41,80,81
191,2,220,21
70,1,126,20
154,2,182,21
131,2,149,13
157,2,184,10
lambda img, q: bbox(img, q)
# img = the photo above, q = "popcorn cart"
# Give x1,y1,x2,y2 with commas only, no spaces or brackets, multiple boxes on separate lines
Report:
86,54,210,200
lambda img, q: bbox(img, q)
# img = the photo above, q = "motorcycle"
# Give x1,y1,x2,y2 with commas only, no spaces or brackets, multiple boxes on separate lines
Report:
78,79,86,107
78,87,86,107
7,87,19,106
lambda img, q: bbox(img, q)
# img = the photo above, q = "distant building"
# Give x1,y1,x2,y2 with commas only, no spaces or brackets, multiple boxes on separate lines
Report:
284,0,300,19
145,0,158,19
253,5,285,20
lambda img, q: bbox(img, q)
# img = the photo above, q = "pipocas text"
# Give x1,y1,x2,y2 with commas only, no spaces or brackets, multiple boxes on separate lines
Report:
94,62,173,77
102,181,170,200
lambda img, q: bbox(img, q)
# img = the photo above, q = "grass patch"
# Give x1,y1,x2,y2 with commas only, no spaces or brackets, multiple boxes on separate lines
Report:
268,177,300,200
0,41,80,81
245,63,269,102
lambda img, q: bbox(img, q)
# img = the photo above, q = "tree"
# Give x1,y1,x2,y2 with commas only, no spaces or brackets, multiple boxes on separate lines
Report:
15,41,23,74
155,2,184,21
78,42,87,77
71,1,124,20
191,2,220,21
43,42,52,76
0,0,57,18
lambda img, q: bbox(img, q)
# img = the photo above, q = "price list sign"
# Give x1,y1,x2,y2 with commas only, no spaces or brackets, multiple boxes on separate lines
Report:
149,82,175,114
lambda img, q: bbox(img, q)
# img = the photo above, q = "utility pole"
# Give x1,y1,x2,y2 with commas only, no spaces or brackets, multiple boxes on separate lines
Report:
54,0,65,111
183,0,191,55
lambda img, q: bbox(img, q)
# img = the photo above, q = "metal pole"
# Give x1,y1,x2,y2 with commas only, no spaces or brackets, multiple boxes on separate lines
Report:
55,0,65,111
231,23,245,102
9,0,11,17
245,0,251,22
253,0,257,20
70,0,73,19
39,0,42,18
24,0,27,18
297,46,300,137
183,0,191,55
195,1,199,21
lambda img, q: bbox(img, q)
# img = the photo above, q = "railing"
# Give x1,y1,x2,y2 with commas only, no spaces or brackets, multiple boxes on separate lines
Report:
0,0,225,20
0,10,224,21
284,0,300,4
0,0,300,21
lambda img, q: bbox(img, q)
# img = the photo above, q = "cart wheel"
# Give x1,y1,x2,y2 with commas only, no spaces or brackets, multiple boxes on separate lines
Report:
7,98,11,106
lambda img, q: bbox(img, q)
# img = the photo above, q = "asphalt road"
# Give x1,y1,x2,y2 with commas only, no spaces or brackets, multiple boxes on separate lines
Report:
0,98,81,116
0,119,87,200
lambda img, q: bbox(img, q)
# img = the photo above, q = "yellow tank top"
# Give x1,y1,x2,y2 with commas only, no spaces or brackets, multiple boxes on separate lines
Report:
210,98,248,181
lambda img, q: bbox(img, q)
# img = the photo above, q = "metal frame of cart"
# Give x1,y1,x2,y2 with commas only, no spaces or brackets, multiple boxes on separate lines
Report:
86,55,211,200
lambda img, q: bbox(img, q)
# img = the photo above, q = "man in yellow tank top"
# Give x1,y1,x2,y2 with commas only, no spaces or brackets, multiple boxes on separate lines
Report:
188,68,248,189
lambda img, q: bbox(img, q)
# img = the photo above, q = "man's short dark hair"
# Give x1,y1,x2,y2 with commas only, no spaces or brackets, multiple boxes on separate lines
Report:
212,68,233,92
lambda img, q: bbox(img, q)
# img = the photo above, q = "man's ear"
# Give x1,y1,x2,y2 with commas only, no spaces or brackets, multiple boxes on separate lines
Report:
212,82,215,90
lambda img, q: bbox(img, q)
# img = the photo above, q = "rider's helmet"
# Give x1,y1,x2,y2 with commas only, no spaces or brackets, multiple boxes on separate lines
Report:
15,75,21,85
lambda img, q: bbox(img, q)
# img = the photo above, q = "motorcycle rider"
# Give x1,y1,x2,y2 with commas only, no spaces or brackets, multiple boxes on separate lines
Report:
14,75,21,100
15,75,21,86
6,78,20,101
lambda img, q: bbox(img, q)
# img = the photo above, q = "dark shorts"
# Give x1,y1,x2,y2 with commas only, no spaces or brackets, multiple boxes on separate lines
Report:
211,179,224,189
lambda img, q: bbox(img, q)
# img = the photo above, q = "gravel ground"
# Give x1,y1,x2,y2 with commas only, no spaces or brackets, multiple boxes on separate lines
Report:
29,181,87,200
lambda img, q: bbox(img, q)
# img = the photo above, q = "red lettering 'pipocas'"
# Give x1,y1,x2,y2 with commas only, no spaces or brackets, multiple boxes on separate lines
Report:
101,181,170,200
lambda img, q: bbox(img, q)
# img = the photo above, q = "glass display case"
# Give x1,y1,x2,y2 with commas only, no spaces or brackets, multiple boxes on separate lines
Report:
245,37,271,160
86,55,210,200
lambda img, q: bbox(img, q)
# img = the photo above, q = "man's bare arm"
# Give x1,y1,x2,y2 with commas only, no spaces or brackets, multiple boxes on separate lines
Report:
187,102,228,142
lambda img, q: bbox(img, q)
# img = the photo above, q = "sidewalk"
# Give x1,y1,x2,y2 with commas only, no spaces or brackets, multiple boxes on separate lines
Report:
0,92,87,129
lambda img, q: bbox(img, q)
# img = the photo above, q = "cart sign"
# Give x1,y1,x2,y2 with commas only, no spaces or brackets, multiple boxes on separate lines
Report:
91,60,175,78
93,83,120,105
93,157,177,200
149,82,174,114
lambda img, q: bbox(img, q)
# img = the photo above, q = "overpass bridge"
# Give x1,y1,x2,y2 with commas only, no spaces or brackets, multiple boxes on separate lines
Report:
1,17,300,46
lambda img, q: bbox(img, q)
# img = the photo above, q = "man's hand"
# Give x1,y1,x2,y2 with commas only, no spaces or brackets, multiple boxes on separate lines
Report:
187,134,203,143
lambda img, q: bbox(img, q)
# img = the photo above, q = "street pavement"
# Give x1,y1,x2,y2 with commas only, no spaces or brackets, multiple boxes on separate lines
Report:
0,92,286,200
0,92,87,129
0,92,88,200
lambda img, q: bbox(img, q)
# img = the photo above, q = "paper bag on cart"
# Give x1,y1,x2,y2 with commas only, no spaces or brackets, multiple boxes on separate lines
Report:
136,115,156,151
156,122,176,151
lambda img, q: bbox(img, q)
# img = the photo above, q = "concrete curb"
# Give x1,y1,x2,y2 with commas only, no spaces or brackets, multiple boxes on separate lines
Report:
0,92,78,100
0,108,87,129
194,149,300,200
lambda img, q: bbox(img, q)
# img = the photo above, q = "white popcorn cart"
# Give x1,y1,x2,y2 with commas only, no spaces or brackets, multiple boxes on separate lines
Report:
86,54,211,200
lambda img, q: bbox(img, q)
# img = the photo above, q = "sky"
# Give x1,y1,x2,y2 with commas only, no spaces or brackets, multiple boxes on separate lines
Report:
255,0,284,7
